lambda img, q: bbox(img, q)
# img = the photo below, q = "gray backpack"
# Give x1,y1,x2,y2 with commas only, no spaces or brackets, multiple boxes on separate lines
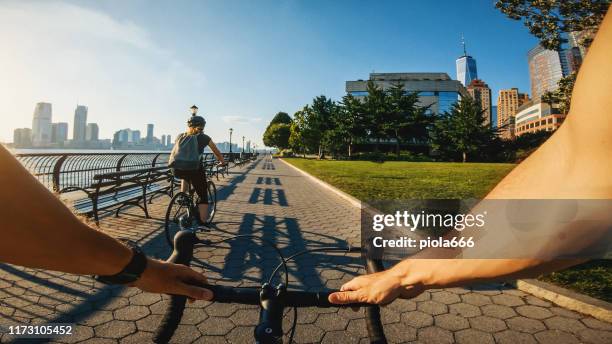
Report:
168,134,200,170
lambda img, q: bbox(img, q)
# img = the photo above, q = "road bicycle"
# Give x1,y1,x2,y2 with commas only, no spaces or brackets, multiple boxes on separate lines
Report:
153,230,388,343
164,164,221,248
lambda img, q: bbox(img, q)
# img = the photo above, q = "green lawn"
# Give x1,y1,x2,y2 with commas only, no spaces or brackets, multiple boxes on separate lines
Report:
283,158,516,200
283,158,611,302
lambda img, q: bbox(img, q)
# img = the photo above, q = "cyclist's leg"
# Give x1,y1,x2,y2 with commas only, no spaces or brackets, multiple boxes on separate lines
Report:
180,179,190,193
190,170,209,224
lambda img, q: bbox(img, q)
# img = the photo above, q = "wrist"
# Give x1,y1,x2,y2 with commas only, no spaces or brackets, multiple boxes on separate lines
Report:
389,259,434,290
95,240,148,285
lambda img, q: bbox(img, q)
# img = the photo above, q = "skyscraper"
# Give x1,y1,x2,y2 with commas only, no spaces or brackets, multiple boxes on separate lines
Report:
466,79,492,127
131,130,141,143
51,122,68,144
161,135,167,147
166,134,171,146
568,30,596,59
86,123,99,141
32,102,52,147
456,35,478,87
497,88,529,139
528,44,570,101
146,124,154,143
13,128,32,148
73,105,88,141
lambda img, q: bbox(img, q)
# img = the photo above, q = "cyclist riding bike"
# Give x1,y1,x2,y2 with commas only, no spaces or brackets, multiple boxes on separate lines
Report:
169,105,226,227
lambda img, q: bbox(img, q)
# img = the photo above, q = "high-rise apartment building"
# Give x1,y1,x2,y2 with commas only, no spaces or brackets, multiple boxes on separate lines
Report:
73,105,88,141
86,123,99,141
346,73,467,116
51,122,68,144
32,102,53,147
466,79,492,127
456,36,478,87
528,44,570,101
166,134,171,146
161,135,167,147
146,124,154,143
497,88,529,139
131,130,141,143
13,128,32,148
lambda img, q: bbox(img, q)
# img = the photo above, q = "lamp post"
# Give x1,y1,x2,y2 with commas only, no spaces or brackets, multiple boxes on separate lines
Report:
229,128,233,154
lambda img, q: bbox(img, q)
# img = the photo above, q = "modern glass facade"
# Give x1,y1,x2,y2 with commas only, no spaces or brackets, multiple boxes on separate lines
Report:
528,44,568,101
347,90,461,116
456,55,478,87
346,73,467,117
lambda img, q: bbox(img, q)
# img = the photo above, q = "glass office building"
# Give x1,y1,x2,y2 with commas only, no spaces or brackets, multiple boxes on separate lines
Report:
528,44,570,101
456,55,478,87
345,73,467,116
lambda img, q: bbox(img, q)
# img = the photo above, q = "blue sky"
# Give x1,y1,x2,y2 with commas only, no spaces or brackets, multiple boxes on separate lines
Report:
0,0,539,146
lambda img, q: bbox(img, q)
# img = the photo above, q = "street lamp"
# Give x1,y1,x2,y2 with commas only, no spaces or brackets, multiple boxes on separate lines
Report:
190,105,198,115
229,128,233,154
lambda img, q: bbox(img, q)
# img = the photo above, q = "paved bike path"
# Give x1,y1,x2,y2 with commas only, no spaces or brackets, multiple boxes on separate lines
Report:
0,157,611,343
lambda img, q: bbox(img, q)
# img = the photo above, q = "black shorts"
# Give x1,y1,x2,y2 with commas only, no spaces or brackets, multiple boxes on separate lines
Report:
172,168,208,204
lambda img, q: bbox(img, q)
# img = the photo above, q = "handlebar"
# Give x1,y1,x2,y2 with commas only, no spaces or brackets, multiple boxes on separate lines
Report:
153,230,387,344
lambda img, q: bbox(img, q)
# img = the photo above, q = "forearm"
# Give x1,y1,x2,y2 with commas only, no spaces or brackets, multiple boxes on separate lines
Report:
389,258,583,290
0,147,131,275
209,142,225,163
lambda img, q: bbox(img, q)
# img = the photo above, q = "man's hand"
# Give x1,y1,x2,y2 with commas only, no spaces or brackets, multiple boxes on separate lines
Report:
132,259,213,301
328,270,424,305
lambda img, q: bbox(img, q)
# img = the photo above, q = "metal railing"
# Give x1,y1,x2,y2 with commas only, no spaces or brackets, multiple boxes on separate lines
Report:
15,152,171,193
15,152,257,193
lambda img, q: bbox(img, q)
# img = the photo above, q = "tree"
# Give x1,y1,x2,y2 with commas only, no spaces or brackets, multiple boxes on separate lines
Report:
430,96,497,162
263,111,293,150
386,83,431,157
361,81,390,152
269,112,292,125
302,96,336,159
263,123,291,150
338,93,367,157
495,0,609,51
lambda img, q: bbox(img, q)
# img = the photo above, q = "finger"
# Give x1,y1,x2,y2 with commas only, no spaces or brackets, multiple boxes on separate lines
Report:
176,282,214,301
328,291,362,304
340,277,367,291
182,266,208,285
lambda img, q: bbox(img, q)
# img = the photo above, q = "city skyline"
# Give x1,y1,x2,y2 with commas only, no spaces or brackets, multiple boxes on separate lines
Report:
0,0,541,145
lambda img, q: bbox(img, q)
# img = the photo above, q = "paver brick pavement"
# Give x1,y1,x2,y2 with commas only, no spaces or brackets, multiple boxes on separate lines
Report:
0,156,610,343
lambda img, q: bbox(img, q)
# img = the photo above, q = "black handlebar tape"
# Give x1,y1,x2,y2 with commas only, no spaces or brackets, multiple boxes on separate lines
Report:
205,285,260,305
365,258,388,344
153,231,197,344
284,290,370,308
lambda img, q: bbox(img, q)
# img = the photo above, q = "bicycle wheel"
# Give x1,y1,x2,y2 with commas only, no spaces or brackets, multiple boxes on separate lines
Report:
204,180,217,225
164,192,194,248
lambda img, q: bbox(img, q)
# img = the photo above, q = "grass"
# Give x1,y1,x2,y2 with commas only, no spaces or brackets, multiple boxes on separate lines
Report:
540,260,612,303
283,158,611,302
283,158,516,200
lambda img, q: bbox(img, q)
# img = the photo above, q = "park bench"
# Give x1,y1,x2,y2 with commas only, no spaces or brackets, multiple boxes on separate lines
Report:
70,166,173,224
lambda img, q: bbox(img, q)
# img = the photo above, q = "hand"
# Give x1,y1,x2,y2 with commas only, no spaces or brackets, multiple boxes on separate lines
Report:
328,270,424,305
131,258,213,301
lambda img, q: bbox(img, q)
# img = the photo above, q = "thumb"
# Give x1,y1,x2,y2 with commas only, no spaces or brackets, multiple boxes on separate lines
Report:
176,282,214,301
328,290,361,304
